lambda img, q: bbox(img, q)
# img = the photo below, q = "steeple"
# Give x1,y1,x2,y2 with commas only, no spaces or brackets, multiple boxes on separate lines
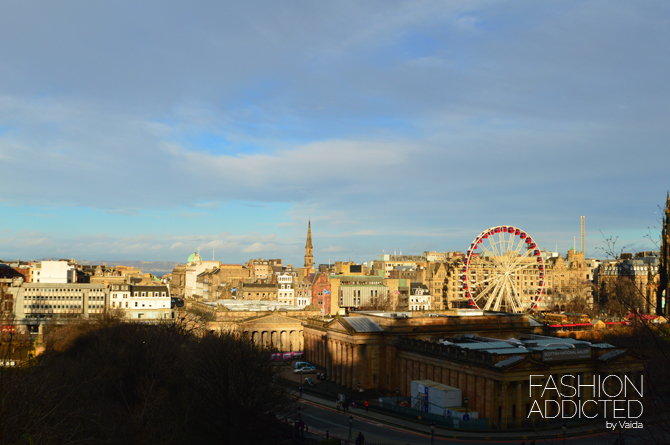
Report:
304,221,314,269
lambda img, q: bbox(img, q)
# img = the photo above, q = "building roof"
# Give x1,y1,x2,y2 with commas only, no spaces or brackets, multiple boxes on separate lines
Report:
344,316,384,333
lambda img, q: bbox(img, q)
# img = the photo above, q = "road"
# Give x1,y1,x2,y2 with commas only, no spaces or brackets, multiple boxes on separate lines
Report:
289,399,656,445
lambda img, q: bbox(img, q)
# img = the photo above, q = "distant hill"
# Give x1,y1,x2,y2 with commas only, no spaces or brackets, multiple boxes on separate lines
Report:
77,260,181,277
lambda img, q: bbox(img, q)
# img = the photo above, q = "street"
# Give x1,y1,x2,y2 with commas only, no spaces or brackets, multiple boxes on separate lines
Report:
287,398,657,445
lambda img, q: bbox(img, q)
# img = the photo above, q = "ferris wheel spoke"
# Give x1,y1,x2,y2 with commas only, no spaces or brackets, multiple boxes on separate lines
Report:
508,247,534,270
473,279,501,309
508,278,524,312
466,227,541,313
483,237,500,259
473,278,499,301
510,235,528,257
503,278,515,312
509,262,536,273
506,231,516,261
498,231,506,256
479,246,505,268
469,275,497,288
488,277,506,311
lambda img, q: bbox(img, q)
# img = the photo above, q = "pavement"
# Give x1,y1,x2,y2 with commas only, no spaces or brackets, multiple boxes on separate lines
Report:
290,384,607,443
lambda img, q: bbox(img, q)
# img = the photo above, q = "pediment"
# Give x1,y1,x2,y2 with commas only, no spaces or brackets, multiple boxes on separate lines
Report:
326,318,353,334
240,314,303,326
495,355,549,371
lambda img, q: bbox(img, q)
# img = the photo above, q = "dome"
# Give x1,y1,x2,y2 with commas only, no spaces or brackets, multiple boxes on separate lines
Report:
187,250,202,265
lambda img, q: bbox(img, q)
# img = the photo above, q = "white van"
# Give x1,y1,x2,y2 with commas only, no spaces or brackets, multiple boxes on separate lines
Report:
294,361,312,369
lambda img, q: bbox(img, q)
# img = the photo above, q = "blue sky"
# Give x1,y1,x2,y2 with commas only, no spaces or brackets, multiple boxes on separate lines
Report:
0,1,668,264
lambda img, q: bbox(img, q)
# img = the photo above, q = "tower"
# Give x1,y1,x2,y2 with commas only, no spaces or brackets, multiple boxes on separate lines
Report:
304,221,314,269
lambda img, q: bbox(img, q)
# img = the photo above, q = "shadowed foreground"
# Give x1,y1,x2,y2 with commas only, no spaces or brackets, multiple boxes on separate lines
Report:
0,321,293,445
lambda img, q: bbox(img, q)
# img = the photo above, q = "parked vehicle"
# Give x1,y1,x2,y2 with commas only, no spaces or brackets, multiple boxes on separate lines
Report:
294,366,316,374
294,361,312,370
304,378,315,386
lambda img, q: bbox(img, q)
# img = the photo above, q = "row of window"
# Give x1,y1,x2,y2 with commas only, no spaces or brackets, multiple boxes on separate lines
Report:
111,291,167,298
24,304,102,310
25,295,104,301
25,289,104,293
111,301,168,308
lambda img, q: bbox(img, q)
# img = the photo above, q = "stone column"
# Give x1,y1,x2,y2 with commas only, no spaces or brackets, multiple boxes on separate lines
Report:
327,339,333,377
342,343,348,388
399,357,406,396
450,370,457,387
347,345,354,388
334,342,341,384
516,382,523,427
442,367,449,385
502,382,508,429
485,378,495,423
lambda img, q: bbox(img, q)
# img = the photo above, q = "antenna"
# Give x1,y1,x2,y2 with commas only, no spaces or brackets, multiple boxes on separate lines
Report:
581,216,585,255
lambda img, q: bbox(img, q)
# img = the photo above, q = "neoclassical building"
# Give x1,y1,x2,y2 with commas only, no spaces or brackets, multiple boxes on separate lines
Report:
303,311,644,428
238,312,305,352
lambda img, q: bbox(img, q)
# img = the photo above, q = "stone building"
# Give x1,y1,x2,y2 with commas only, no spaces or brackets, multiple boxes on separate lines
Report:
238,282,279,300
276,271,297,305
543,249,594,310
10,282,108,321
408,282,431,311
598,253,659,314
87,264,144,287
303,311,644,428
310,272,332,315
239,312,305,352
170,251,220,298
373,254,427,278
109,284,173,320
330,275,389,311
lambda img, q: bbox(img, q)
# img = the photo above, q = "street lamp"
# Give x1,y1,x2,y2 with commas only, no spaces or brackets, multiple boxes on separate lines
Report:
348,415,353,443
430,422,435,445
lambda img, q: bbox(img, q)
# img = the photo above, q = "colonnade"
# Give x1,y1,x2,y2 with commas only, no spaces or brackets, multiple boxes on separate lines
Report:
249,329,302,352
303,332,367,389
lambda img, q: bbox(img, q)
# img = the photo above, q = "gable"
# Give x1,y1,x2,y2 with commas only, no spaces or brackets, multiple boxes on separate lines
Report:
327,318,353,334
240,314,303,327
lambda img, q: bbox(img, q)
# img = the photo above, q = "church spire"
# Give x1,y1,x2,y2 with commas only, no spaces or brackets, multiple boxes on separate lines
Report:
304,221,314,269
306,220,313,249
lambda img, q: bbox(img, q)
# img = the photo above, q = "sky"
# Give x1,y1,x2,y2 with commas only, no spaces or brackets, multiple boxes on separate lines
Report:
0,1,668,265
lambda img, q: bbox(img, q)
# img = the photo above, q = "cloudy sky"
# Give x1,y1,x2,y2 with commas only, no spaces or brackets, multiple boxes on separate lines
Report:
0,1,668,265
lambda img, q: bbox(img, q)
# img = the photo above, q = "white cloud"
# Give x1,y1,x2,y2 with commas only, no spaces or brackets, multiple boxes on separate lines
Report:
321,245,347,253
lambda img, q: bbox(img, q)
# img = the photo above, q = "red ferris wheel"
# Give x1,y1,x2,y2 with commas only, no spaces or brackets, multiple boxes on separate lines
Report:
461,226,545,313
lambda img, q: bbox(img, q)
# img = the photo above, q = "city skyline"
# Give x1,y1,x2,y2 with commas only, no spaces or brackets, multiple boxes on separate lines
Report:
1,1,668,263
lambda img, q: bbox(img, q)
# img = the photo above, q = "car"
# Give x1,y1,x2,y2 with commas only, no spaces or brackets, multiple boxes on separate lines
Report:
293,366,316,374
304,378,315,387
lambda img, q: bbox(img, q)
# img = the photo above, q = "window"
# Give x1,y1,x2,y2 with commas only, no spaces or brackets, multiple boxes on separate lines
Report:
135,302,138,307
141,292,146,297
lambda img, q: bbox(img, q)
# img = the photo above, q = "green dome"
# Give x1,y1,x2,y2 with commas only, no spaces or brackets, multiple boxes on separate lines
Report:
187,251,201,264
